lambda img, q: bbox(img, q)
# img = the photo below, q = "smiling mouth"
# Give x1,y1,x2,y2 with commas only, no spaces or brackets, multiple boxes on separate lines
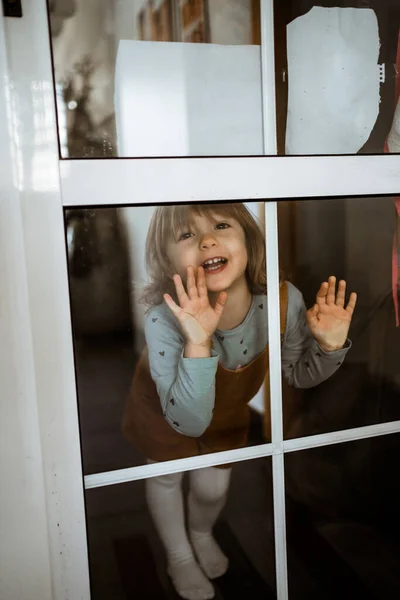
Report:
201,257,228,273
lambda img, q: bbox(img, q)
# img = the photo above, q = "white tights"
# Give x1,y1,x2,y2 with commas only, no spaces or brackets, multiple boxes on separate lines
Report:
146,466,232,600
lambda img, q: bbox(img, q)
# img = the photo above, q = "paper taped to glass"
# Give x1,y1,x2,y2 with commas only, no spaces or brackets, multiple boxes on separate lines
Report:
286,7,381,155
114,41,263,157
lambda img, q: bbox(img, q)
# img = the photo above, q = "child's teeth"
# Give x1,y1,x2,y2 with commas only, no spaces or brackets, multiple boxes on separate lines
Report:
205,261,224,271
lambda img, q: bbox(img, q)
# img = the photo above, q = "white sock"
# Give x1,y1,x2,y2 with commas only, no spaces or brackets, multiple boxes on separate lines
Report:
188,467,232,579
146,470,214,600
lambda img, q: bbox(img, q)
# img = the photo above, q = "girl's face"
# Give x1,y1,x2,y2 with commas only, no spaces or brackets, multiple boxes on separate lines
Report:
166,211,249,294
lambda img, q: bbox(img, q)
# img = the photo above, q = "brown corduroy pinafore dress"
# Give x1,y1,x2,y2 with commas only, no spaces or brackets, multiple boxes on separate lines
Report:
122,282,288,463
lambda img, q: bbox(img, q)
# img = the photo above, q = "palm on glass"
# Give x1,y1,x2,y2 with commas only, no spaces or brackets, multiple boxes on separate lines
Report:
164,266,227,346
307,276,357,352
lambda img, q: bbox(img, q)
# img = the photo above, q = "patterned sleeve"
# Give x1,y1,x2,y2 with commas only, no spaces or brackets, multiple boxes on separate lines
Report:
282,282,351,388
144,306,219,437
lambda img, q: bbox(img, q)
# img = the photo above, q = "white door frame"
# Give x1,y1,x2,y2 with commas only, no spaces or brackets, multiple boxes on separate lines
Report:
0,13,54,600
1,4,90,600
2,2,400,600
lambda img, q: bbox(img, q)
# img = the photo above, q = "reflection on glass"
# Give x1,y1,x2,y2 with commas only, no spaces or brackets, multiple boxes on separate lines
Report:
86,457,276,600
67,201,361,475
68,202,274,474
285,435,400,599
275,1,400,155
48,1,261,158
121,202,276,464
278,197,400,439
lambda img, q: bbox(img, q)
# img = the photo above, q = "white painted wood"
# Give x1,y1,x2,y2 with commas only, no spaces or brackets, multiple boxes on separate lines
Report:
261,4,288,597
60,154,400,207
0,14,53,600
84,420,400,489
265,204,284,447
261,0,278,156
283,420,400,453
3,4,90,600
272,453,289,600
85,443,275,489
5,2,400,600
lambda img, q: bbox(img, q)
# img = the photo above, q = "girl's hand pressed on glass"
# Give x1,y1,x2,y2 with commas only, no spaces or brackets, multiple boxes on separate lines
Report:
306,276,357,352
164,265,227,346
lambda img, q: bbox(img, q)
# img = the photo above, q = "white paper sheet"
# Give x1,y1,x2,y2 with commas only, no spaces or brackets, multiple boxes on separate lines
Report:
286,7,381,155
114,41,263,157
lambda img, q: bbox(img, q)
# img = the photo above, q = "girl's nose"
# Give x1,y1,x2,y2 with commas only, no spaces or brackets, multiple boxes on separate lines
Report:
200,233,217,249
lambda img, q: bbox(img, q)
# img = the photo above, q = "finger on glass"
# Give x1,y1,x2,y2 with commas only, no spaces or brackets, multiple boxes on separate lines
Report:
326,275,336,305
186,265,198,300
346,292,357,316
164,293,181,316
214,291,227,317
335,279,346,307
197,265,208,298
316,281,328,306
173,274,188,305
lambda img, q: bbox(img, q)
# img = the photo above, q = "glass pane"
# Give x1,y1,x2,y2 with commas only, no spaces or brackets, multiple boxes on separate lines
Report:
85,457,276,599
65,201,273,474
275,1,400,155
49,1,262,158
285,434,400,599
278,196,400,439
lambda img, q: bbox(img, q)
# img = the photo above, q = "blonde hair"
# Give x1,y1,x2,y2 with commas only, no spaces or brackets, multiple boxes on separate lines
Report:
141,203,267,308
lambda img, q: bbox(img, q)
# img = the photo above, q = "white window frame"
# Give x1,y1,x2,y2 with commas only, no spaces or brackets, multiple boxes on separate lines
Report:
1,2,400,600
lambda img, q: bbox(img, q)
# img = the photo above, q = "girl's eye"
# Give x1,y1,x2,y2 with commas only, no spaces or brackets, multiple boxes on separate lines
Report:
215,222,230,230
178,231,193,241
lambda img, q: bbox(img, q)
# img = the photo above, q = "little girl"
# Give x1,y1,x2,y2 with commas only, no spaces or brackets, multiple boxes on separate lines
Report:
123,203,357,600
